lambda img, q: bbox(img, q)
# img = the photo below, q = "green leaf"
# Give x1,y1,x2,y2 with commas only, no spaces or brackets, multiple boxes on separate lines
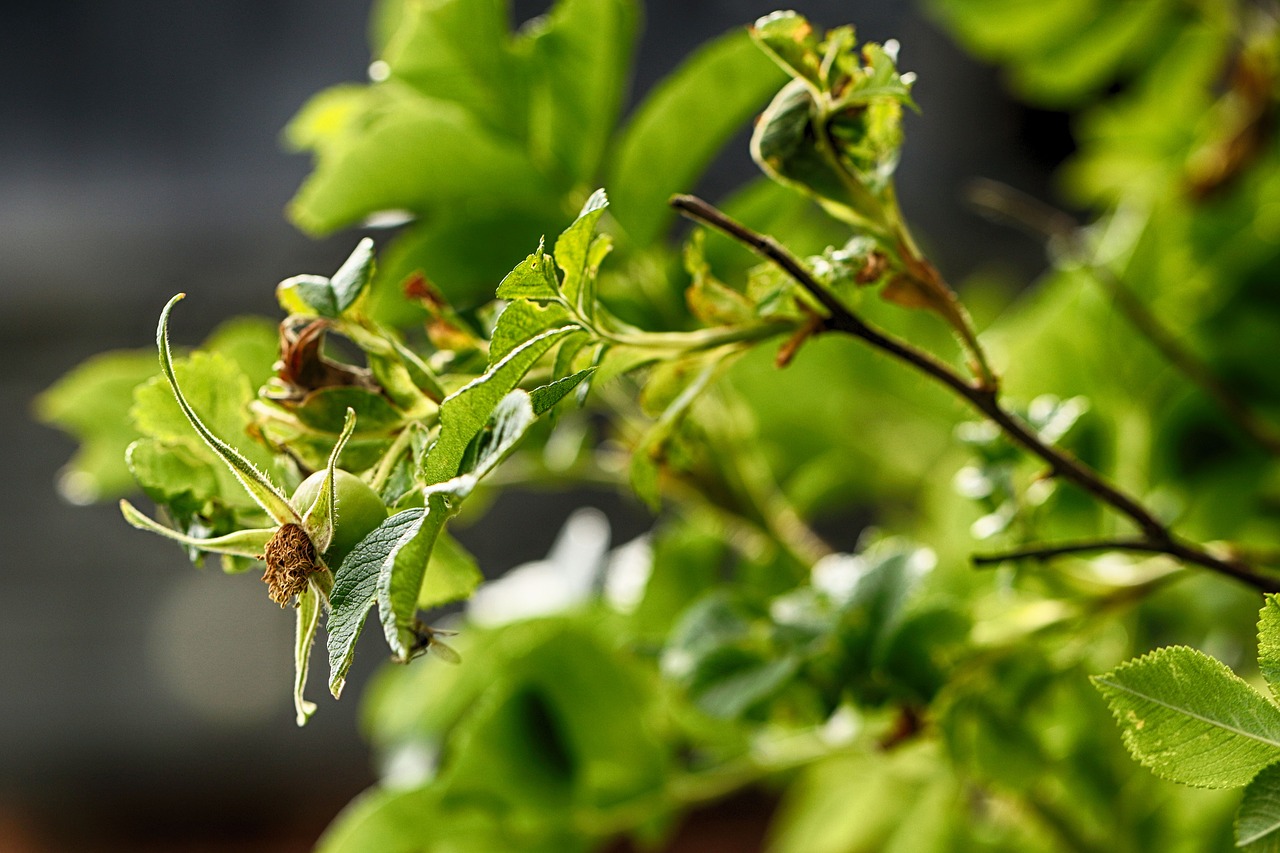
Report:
1092,646,1280,788
378,488,458,661
663,593,752,671
151,296,298,526
119,499,275,559
126,438,220,519
527,0,638,182
554,189,609,312
660,592,801,718
423,326,578,485
1239,762,1280,851
580,233,613,323
331,238,377,314
276,240,377,319
693,654,799,719
824,542,935,686
630,356,721,509
417,531,482,609
552,332,591,381
750,11,823,88
607,30,786,247
443,623,666,810
770,746,958,853
288,387,405,434
496,239,561,301
284,83,367,152
315,780,583,853
365,351,433,416
683,231,757,326
379,0,528,140
876,606,972,705
37,313,279,506
530,368,595,415
294,582,324,726
592,344,665,385
630,523,723,642
288,90,553,236
369,207,559,323
327,508,429,697
751,79,888,226
379,392,538,655
34,350,159,503
928,0,1177,108
255,414,392,475
201,316,280,388
489,299,574,366
315,785,443,853
131,352,259,451
465,390,536,481
1260,595,1280,701
278,274,340,318
385,336,447,403
300,408,358,554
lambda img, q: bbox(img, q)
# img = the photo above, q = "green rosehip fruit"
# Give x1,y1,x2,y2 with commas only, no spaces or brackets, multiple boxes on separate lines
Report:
291,470,387,568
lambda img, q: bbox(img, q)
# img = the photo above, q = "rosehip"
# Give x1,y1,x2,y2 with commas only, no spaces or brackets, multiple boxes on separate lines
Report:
291,469,387,568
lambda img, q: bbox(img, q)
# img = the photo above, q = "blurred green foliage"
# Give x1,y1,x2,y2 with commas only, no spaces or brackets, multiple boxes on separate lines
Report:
35,0,1280,850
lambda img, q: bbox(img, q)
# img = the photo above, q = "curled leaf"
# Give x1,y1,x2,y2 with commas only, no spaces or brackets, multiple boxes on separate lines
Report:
300,407,359,554
294,582,323,726
119,499,275,561
276,239,376,319
156,295,299,527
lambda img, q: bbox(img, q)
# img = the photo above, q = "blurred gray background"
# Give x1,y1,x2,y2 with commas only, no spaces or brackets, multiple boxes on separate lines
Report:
1,1,1060,849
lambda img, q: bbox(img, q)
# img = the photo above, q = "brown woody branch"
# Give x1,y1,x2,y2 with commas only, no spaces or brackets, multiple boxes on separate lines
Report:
670,193,1280,593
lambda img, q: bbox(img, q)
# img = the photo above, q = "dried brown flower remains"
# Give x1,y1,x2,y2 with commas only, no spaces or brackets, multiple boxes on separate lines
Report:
262,522,321,606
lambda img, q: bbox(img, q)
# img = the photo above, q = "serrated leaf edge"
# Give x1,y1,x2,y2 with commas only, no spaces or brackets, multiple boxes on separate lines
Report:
1092,645,1280,789
157,294,299,526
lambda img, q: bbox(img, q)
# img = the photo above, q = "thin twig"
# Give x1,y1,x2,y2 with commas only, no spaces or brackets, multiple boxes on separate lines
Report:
670,193,1280,593
973,537,1224,568
974,536,1280,595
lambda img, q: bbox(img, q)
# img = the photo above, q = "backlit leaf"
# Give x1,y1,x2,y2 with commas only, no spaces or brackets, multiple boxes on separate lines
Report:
496,240,561,302
554,189,609,312
423,326,577,484
1238,762,1280,851
1093,646,1280,788
526,0,637,182
150,296,298,526
1259,596,1280,702
489,299,574,366
289,91,552,236
530,368,595,415
34,350,159,502
417,531,482,609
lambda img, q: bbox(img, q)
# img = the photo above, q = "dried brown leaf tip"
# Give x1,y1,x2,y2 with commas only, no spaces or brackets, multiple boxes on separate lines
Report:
262,523,321,606
268,317,377,402
776,305,825,368
404,272,481,352
855,250,889,285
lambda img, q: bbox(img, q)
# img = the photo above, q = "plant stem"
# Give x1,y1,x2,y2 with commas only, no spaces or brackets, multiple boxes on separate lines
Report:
973,538,1178,565
670,193,1280,593
368,425,416,493
971,536,1274,586
599,319,796,352
809,117,995,387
